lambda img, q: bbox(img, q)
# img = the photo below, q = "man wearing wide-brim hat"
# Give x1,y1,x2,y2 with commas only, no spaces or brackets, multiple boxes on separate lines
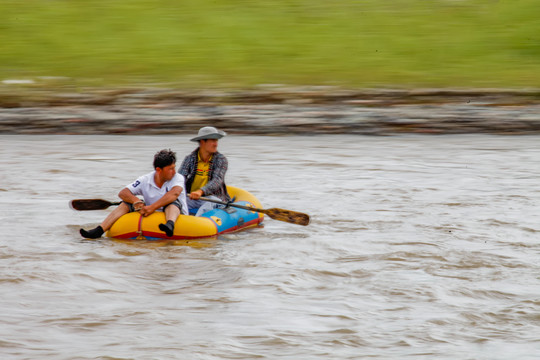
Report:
178,126,231,216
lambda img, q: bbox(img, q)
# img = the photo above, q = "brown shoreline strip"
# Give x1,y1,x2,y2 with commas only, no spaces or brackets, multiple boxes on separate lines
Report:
1,87,540,135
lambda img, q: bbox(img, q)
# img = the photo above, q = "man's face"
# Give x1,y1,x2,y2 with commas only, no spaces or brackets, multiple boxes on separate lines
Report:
201,139,219,153
159,163,176,181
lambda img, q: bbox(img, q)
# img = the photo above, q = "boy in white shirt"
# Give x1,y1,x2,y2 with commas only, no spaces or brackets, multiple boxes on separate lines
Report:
80,149,188,238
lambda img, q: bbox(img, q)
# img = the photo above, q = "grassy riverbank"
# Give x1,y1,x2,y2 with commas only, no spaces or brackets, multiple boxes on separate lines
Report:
1,0,539,89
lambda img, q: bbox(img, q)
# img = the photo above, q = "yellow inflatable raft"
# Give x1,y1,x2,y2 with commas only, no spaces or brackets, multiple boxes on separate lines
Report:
106,186,264,240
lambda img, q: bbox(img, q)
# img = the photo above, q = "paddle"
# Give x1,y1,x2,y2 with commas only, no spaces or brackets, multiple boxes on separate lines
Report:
71,197,311,226
200,197,310,226
70,199,121,211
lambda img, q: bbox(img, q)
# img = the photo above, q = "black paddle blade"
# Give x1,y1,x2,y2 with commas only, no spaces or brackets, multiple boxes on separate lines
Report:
264,208,310,226
70,199,119,211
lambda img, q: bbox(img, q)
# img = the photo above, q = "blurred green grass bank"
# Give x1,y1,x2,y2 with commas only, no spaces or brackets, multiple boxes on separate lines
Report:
1,0,539,89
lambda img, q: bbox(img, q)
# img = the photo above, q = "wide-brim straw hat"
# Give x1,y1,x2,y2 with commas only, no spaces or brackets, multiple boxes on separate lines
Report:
190,126,227,142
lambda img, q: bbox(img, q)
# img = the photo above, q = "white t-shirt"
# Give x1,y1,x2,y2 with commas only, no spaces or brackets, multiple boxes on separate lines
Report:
126,171,188,215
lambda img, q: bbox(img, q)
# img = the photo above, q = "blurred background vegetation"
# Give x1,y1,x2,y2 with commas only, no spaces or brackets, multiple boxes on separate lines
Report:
1,0,539,89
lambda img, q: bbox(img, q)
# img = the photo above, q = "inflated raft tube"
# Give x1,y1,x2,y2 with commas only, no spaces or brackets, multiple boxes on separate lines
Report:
106,186,264,240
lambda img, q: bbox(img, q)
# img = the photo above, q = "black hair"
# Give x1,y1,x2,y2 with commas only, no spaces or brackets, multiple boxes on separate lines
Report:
153,149,176,169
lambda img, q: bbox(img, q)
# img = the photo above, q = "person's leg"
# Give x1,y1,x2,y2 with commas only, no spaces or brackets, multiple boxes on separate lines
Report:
159,201,182,237
80,202,130,238
186,197,203,215
164,203,181,223
194,195,221,217
186,196,224,217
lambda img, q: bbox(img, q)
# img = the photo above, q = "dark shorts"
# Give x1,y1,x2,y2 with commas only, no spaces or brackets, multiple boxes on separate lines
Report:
124,199,183,213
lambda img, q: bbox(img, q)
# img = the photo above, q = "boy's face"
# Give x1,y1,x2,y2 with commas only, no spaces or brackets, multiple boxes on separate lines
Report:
159,163,176,181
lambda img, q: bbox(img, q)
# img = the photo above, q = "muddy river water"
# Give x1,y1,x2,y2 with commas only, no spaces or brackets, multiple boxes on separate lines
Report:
1,134,539,359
